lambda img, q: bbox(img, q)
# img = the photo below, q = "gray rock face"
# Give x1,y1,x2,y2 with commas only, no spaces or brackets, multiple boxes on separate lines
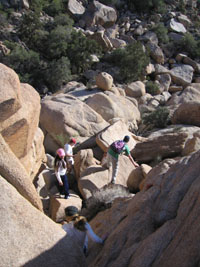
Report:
168,18,187,33
68,0,85,16
82,0,117,28
170,64,194,86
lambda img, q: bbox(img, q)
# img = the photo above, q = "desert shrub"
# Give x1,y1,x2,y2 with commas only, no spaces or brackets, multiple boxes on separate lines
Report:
0,12,8,27
153,23,169,44
177,32,200,58
142,106,170,129
127,0,165,13
81,184,132,221
145,81,160,95
46,25,71,59
67,31,102,74
43,0,64,16
6,45,41,84
98,0,120,7
53,13,74,28
106,42,150,82
17,11,43,45
44,56,71,91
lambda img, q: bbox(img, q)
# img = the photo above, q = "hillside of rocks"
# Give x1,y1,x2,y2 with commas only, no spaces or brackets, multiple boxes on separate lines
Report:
0,0,200,266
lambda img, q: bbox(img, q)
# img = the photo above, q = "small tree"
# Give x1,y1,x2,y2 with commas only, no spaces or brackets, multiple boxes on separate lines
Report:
142,106,170,129
107,42,150,82
45,56,71,92
153,23,169,44
146,81,160,95
67,31,102,74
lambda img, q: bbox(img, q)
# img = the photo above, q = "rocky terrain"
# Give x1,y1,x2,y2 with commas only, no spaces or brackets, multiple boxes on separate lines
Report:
0,0,200,266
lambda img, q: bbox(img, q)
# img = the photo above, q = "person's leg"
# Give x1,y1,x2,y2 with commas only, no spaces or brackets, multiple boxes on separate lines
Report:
56,180,63,195
67,161,72,174
111,157,118,184
61,174,69,199
106,153,113,182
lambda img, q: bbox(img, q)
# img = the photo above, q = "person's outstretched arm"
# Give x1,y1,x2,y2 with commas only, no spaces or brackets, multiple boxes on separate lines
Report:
128,154,139,167
85,223,104,244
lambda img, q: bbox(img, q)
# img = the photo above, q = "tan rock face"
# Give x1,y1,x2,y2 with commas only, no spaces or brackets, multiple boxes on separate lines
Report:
125,81,146,98
49,193,82,222
0,63,21,122
20,127,46,180
86,92,140,124
78,155,135,199
0,134,42,210
127,164,152,192
96,72,113,90
132,132,188,163
1,83,41,159
87,150,200,267
96,120,142,153
40,94,109,152
171,101,200,126
0,65,45,180
74,149,97,180
0,177,86,267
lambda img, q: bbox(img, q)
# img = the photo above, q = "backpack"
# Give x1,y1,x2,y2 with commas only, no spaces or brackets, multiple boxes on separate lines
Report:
110,140,125,154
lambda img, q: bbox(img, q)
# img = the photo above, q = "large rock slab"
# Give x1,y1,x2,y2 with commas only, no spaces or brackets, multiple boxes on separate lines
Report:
0,177,86,267
171,101,200,126
74,149,97,180
49,193,82,222
0,63,21,122
96,120,146,153
78,155,135,199
86,92,140,124
0,134,42,210
40,94,109,150
0,83,41,159
0,69,45,179
170,64,194,86
167,83,200,107
82,0,117,28
87,150,200,267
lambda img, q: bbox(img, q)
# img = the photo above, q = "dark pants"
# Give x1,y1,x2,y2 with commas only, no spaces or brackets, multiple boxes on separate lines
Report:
57,174,69,198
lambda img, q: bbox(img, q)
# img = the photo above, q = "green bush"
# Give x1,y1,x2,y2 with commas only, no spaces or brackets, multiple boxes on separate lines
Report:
43,0,64,16
145,81,160,95
178,32,200,58
127,0,165,13
44,56,71,91
98,0,120,7
153,23,169,44
53,13,74,28
67,31,102,74
6,45,41,84
46,25,71,59
106,42,150,82
18,11,43,46
142,106,170,129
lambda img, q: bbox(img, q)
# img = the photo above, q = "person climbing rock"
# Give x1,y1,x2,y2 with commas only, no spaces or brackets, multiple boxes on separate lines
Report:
64,138,76,173
104,135,139,184
54,148,70,199
62,206,105,256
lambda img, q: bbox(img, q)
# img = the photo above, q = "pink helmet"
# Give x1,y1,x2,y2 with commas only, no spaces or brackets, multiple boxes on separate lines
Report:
56,148,65,157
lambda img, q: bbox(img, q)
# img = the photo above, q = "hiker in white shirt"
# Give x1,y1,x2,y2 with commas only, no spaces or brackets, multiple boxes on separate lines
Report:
54,148,70,199
62,206,105,256
64,138,76,173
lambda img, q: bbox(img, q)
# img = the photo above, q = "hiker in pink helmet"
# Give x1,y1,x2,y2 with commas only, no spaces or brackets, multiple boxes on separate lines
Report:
64,138,76,174
104,136,139,184
54,148,70,199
